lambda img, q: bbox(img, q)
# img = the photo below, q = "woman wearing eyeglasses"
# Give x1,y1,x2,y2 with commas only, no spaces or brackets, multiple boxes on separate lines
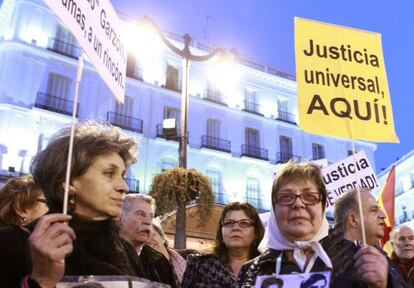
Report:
181,202,264,288
239,162,333,287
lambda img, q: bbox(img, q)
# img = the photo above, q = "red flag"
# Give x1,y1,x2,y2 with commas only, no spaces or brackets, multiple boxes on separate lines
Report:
377,166,395,252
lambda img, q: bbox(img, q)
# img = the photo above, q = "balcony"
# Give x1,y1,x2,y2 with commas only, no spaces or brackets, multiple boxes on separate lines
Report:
107,112,143,133
243,100,263,116
35,92,78,117
125,178,139,193
276,110,296,125
202,89,228,106
47,38,81,59
201,135,231,153
275,152,302,164
156,124,180,142
162,79,182,92
241,144,269,161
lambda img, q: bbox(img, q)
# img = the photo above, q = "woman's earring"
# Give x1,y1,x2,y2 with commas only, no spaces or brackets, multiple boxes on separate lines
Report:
69,194,76,213
20,216,27,225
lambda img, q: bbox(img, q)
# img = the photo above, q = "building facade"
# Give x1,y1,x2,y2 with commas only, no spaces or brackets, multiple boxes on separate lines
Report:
378,149,414,229
0,0,377,212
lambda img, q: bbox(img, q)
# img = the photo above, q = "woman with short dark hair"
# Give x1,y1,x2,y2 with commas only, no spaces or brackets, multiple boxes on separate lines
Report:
182,202,264,288
0,121,145,287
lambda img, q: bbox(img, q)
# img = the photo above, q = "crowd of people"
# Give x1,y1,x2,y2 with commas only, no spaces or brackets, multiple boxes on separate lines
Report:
0,120,413,288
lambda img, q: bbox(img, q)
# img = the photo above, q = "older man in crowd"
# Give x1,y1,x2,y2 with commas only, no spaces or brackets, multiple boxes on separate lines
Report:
119,194,178,288
331,188,408,287
390,225,414,284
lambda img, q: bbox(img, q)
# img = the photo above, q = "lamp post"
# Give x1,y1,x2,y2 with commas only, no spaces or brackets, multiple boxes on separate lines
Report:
144,17,225,248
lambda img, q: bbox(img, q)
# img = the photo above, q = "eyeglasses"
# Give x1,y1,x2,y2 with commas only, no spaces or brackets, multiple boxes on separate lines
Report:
222,219,254,228
274,192,322,206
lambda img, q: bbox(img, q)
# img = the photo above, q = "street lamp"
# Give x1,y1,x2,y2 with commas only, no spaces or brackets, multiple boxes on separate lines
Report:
142,17,227,248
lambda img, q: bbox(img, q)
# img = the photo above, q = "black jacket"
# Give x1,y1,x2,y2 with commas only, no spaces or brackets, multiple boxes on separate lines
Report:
239,226,409,288
140,244,179,288
0,216,146,287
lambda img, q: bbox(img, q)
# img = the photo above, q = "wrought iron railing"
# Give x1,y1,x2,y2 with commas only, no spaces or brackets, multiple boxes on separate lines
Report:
35,92,78,117
276,110,296,124
243,100,263,116
47,38,81,59
107,112,143,133
155,124,180,142
275,152,301,164
203,89,228,106
241,144,269,161
201,135,231,153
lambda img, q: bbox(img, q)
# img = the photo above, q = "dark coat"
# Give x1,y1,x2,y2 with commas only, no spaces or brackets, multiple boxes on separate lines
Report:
181,253,239,288
239,226,409,288
139,244,179,288
0,216,146,288
238,249,331,287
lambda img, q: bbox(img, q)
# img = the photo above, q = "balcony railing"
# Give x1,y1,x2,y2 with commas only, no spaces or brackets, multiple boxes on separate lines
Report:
125,178,139,193
107,112,143,133
156,124,180,142
275,152,301,164
163,79,182,92
201,135,231,153
276,110,296,124
243,100,263,116
35,92,78,117
241,144,269,161
47,38,81,59
214,192,228,205
203,89,228,106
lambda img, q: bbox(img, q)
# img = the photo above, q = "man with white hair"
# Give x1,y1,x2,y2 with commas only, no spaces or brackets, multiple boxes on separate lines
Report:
120,194,178,287
390,225,414,284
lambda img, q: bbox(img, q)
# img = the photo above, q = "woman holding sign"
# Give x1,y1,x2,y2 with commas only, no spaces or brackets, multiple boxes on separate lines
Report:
239,162,333,287
239,162,408,288
0,121,146,287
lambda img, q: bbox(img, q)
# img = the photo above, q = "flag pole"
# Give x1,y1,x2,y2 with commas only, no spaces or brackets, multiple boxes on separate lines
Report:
62,50,84,215
351,139,367,245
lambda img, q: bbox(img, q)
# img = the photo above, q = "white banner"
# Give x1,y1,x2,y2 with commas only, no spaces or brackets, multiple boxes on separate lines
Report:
322,151,379,212
43,0,127,103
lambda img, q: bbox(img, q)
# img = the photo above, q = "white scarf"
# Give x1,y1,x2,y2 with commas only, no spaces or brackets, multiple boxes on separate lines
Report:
258,206,332,271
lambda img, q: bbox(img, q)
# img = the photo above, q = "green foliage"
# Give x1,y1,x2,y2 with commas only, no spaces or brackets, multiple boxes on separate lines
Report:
149,167,214,226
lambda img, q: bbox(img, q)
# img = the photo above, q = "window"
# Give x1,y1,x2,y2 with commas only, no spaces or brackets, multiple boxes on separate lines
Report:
126,53,142,80
245,128,260,148
53,24,78,57
165,64,180,91
37,132,52,152
207,118,220,138
280,136,292,162
46,73,71,99
410,172,414,190
206,169,225,204
312,143,325,160
115,95,134,116
244,89,259,113
246,178,260,209
278,99,289,113
163,106,181,127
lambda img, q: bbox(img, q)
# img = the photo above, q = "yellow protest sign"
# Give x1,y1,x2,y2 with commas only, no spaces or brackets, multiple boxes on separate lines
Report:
295,17,399,143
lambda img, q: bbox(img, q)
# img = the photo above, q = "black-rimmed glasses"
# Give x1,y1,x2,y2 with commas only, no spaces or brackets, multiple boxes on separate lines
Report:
274,192,321,206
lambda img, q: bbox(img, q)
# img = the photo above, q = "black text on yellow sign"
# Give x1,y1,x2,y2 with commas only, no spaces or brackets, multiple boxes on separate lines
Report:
295,17,399,143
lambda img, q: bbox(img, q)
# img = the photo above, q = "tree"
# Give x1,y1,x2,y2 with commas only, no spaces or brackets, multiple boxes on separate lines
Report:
149,167,214,249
